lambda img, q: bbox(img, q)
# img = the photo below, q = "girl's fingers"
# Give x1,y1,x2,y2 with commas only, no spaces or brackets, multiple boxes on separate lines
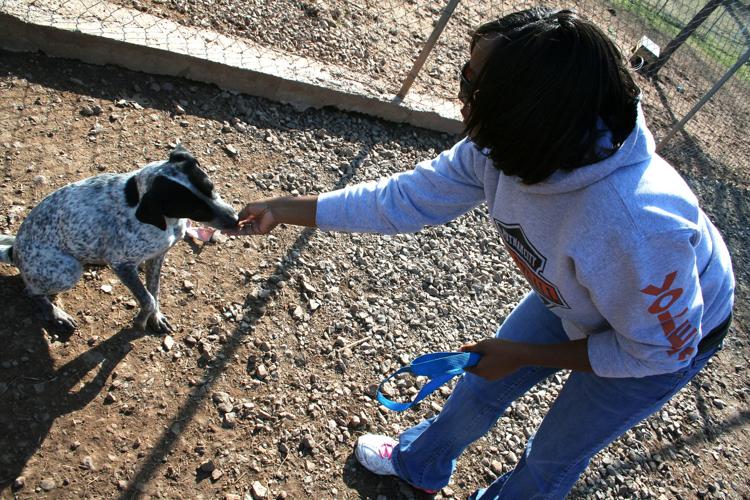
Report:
239,204,269,221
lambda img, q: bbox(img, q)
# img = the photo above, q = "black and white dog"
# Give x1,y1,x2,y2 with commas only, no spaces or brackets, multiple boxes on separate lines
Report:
0,145,238,335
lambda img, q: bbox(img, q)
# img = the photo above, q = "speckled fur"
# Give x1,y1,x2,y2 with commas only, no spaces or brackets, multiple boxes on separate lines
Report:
1,146,238,334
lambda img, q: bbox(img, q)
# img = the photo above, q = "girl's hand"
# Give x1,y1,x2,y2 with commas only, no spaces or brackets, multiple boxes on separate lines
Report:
460,339,528,381
224,200,278,236
460,338,592,380
224,195,319,236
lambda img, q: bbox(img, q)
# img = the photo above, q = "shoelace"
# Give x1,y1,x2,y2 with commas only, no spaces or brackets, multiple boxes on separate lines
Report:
377,351,481,412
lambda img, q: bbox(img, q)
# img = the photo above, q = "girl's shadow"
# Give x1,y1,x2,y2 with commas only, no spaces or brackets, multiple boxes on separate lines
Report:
0,273,144,491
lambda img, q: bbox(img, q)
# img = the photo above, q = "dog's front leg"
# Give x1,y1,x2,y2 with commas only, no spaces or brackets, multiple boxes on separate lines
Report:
144,253,173,333
112,263,158,332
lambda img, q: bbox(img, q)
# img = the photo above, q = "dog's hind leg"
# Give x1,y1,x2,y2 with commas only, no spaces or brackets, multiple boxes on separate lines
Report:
144,253,173,333
112,263,158,332
20,250,83,335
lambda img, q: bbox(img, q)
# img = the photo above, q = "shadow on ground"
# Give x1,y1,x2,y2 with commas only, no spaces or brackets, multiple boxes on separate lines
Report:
0,273,146,491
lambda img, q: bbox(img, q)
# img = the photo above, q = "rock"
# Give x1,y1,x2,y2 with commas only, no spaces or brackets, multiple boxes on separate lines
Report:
301,435,316,451
81,455,95,470
199,460,215,473
183,280,195,291
490,459,503,475
40,478,56,491
713,398,727,409
256,364,269,379
212,392,232,406
162,335,175,351
210,231,228,244
251,481,268,498
101,284,113,294
291,305,305,321
104,392,117,404
258,341,272,352
211,468,223,481
224,144,238,156
117,479,128,490
89,123,104,136
13,476,24,490
222,412,237,428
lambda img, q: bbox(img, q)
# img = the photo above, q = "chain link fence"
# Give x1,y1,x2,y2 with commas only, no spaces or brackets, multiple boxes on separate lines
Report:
1,0,748,182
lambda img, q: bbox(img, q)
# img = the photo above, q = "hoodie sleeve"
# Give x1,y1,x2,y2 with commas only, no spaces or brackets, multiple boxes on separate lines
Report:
582,229,706,378
316,139,486,234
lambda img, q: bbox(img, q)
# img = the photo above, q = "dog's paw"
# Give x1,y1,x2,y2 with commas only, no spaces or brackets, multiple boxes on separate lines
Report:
132,312,150,331
148,312,173,333
48,310,78,336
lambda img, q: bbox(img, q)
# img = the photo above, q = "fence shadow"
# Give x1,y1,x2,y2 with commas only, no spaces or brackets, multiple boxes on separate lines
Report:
117,145,372,499
0,273,145,491
575,378,750,497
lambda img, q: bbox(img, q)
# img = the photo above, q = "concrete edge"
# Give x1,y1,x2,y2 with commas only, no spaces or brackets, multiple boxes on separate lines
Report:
0,9,464,134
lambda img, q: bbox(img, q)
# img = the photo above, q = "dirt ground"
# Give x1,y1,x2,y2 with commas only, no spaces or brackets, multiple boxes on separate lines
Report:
0,47,749,500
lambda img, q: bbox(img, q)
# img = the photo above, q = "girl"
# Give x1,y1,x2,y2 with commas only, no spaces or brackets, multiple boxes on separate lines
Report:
229,7,734,498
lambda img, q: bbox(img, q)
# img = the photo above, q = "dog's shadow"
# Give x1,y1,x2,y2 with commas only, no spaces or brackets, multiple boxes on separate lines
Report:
0,273,144,490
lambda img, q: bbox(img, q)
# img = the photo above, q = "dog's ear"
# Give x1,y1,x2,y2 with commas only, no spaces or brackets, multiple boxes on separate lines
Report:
169,144,195,164
135,177,168,231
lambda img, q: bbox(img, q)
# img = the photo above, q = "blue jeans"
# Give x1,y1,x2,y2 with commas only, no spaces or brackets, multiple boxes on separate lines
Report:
391,292,719,499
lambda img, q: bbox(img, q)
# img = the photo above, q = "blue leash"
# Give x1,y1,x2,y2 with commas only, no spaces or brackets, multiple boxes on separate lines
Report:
377,351,481,412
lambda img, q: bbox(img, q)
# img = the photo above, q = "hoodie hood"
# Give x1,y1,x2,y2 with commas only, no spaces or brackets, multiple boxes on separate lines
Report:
516,103,655,195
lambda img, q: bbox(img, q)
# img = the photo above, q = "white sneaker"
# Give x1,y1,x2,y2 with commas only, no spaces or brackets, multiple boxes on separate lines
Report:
355,434,398,476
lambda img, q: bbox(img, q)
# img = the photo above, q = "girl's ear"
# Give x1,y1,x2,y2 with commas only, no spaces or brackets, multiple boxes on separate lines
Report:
135,182,167,231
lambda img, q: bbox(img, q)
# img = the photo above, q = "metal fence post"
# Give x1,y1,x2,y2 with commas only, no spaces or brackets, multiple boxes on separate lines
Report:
643,0,725,77
396,0,461,100
656,44,750,152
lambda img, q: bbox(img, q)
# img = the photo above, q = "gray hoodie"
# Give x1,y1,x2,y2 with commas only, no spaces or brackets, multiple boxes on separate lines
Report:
316,108,735,378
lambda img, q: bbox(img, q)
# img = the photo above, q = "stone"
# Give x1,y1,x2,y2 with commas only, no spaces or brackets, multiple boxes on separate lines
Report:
162,335,175,351
40,478,56,491
199,460,215,473
222,412,237,428
81,455,95,470
251,481,268,498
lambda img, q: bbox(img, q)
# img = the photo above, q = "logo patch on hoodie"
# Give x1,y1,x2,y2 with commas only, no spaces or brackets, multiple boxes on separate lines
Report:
494,219,569,309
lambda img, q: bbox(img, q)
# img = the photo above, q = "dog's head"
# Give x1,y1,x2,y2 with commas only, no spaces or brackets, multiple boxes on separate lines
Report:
126,145,239,231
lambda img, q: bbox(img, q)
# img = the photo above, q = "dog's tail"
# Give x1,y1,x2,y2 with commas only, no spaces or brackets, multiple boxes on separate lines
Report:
0,234,16,265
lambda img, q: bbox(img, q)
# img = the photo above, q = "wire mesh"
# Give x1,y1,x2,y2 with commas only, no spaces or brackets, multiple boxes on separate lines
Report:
0,0,748,181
